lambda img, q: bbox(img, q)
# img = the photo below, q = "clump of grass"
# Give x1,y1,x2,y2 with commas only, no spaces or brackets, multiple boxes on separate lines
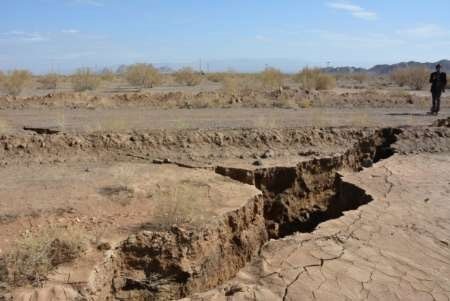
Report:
151,181,212,229
99,68,116,81
174,67,202,86
294,68,336,90
259,67,284,89
390,66,429,90
124,63,162,88
71,68,101,92
37,73,59,90
7,226,87,286
0,70,32,96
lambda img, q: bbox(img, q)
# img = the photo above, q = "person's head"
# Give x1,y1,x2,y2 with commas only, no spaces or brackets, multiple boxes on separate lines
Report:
436,64,441,72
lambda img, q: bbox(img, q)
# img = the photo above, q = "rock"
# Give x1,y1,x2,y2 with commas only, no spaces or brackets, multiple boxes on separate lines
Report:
253,159,263,166
97,240,112,251
361,158,373,168
261,149,274,159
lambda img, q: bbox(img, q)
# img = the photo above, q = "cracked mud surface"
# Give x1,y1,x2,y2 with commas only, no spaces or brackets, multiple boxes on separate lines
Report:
184,154,450,301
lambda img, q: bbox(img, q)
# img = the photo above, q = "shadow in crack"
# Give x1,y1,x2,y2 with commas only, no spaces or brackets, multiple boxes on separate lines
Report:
386,112,429,117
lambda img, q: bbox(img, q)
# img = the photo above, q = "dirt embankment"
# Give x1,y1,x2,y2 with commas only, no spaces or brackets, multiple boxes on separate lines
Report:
0,128,379,165
0,88,445,110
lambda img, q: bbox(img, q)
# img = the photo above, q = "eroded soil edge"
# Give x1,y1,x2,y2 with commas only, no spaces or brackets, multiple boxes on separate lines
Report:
103,129,399,300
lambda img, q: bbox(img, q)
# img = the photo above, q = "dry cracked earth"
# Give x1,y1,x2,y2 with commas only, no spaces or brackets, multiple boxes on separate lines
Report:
0,110,449,301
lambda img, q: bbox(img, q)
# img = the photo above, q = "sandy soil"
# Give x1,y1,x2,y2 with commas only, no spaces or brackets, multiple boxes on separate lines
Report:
1,108,449,134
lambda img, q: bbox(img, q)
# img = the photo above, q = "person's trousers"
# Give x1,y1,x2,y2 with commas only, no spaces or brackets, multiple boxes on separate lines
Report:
432,90,442,113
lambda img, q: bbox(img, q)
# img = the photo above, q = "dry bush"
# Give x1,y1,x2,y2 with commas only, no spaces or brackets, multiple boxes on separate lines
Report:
221,74,261,96
125,63,162,88
390,68,409,87
206,72,227,83
391,67,429,90
37,73,59,90
151,182,211,229
0,70,32,96
350,72,369,84
294,68,336,90
71,68,101,92
7,226,86,286
174,67,202,86
259,67,284,89
99,68,115,81
222,76,242,95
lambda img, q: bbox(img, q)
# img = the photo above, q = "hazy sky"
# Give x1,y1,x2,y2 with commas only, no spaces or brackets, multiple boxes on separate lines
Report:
1,0,450,73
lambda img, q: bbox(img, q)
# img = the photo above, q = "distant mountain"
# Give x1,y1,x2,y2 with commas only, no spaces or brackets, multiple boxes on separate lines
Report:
369,59,450,74
322,59,450,75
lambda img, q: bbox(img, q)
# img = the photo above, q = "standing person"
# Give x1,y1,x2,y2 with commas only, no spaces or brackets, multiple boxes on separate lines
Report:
429,64,447,115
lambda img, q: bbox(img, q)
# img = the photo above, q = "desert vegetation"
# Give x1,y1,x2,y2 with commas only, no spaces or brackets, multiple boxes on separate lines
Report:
99,68,116,82
206,72,227,83
390,66,429,90
294,68,336,90
259,67,284,89
124,63,162,88
349,72,369,84
6,226,86,286
175,67,202,86
37,73,59,90
0,70,32,96
71,68,101,92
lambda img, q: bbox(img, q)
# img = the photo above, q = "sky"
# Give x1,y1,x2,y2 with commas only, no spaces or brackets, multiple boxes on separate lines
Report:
1,0,450,73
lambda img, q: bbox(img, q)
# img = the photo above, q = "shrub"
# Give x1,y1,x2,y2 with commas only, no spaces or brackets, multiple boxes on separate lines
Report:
0,70,32,96
37,73,59,90
71,68,101,92
350,72,369,84
7,226,86,285
125,63,162,88
294,68,336,90
221,74,260,96
206,72,227,83
99,68,115,81
259,67,284,89
390,68,408,87
390,67,429,90
174,67,202,86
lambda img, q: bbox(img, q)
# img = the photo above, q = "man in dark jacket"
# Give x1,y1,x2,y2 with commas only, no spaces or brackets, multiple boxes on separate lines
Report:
429,64,447,115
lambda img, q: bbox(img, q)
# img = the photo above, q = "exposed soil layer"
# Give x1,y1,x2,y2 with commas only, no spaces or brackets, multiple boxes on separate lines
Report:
0,89,449,110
